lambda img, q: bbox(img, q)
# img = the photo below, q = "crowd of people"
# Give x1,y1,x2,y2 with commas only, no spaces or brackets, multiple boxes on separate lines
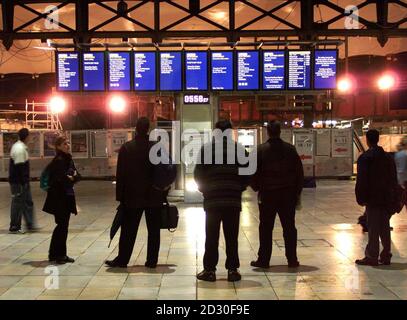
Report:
5,120,406,282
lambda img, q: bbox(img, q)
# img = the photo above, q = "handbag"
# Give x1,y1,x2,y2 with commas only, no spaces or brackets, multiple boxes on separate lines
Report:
160,201,179,232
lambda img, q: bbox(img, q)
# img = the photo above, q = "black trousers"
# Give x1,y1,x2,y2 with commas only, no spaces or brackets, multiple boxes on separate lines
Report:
365,206,391,260
115,207,161,265
258,191,298,264
203,208,240,271
49,211,71,259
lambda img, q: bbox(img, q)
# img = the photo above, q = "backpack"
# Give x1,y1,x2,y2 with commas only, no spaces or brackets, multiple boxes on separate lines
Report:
40,166,50,192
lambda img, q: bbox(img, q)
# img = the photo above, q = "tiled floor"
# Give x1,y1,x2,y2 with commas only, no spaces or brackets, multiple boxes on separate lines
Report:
0,180,407,300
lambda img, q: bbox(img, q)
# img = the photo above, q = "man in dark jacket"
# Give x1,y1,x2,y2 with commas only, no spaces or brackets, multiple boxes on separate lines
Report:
105,117,162,268
9,128,36,233
250,121,304,268
355,129,398,266
194,120,250,282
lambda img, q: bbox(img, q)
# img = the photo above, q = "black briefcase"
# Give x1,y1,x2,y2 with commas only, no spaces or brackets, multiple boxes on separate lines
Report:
160,202,179,232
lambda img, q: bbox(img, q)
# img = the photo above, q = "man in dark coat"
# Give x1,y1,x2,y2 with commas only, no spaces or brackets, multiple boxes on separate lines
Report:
105,117,162,268
355,129,398,266
194,120,250,282
250,121,304,268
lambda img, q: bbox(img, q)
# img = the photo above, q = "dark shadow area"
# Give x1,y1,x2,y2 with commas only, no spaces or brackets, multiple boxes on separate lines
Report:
197,279,263,289
105,264,177,274
252,265,319,274
373,263,407,271
23,260,56,268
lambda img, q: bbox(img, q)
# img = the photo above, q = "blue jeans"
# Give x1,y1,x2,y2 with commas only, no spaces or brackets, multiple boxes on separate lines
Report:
10,183,35,230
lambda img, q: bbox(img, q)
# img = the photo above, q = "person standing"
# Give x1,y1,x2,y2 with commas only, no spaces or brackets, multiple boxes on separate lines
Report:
105,117,163,268
355,129,399,266
394,137,407,204
194,119,250,282
9,128,36,233
250,121,304,268
43,136,79,264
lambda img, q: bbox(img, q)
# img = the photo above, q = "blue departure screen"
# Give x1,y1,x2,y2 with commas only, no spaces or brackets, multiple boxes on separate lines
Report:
237,51,259,90
134,52,156,91
263,51,285,90
185,51,208,91
288,51,311,89
159,52,182,91
82,52,105,91
108,52,131,91
57,52,80,91
211,51,234,90
314,50,337,89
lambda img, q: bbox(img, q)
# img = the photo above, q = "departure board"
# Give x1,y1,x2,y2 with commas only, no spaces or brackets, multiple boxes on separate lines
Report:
82,52,105,91
108,52,131,91
211,51,234,90
288,51,311,89
159,52,182,91
314,50,337,89
263,51,285,90
134,52,156,91
237,51,259,90
57,52,80,91
185,51,208,91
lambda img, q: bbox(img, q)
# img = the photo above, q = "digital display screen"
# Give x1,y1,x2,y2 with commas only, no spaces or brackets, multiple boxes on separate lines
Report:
314,50,337,89
237,51,259,90
57,52,80,91
263,51,285,90
288,51,311,89
184,94,210,104
108,52,131,91
159,52,182,91
211,51,234,90
82,52,105,91
134,52,156,91
185,51,208,91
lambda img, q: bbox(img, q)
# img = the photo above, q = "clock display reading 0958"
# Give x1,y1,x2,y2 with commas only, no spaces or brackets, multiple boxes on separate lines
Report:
183,94,210,104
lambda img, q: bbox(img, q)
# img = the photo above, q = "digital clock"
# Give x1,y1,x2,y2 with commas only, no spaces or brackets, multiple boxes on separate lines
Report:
183,94,210,104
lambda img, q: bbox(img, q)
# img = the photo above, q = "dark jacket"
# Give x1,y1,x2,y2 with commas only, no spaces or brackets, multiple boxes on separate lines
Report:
116,134,166,208
251,138,304,201
356,146,398,207
43,151,79,215
194,139,251,211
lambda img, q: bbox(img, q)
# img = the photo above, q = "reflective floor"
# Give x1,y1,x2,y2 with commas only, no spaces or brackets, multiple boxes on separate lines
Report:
0,180,407,300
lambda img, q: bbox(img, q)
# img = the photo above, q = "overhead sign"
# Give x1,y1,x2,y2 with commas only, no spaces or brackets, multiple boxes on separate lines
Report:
57,52,80,91
108,52,131,91
314,50,337,90
263,51,285,90
185,51,208,91
237,51,259,90
159,52,182,91
134,52,156,91
211,51,234,91
83,52,105,91
288,51,311,89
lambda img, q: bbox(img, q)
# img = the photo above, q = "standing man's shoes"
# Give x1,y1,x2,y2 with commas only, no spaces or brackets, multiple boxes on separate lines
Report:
250,260,270,268
355,257,379,266
9,228,24,234
379,254,392,265
197,270,216,282
227,270,241,282
105,260,127,268
288,260,300,268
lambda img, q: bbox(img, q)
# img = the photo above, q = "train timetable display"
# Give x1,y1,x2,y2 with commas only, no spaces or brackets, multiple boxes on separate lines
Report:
314,50,337,89
263,51,285,90
185,51,208,91
134,52,156,91
82,52,105,91
237,51,259,90
57,52,80,91
288,51,311,89
160,52,182,91
211,51,234,90
108,52,131,91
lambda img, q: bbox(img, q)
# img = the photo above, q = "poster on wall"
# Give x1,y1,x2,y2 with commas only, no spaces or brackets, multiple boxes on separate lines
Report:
2,133,19,158
91,131,108,158
332,129,352,158
294,130,314,165
111,131,128,155
44,132,60,157
71,132,88,158
27,132,41,158
316,129,331,156
281,129,293,145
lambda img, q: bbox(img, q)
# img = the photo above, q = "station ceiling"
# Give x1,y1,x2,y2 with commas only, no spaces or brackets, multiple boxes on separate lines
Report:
0,0,406,74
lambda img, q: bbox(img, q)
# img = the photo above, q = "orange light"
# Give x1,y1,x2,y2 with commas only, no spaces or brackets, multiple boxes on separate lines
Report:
49,96,66,114
337,76,354,93
377,74,396,91
109,96,127,113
